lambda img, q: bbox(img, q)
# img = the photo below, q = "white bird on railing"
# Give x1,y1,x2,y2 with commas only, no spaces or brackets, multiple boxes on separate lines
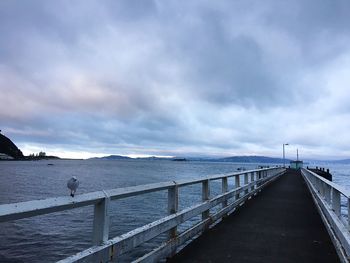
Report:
67,176,79,197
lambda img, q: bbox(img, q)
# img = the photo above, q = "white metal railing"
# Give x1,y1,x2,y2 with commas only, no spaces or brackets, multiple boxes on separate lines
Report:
0,167,285,262
301,168,350,262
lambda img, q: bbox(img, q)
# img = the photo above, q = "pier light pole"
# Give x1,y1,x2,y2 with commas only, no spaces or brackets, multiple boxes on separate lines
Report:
283,143,289,168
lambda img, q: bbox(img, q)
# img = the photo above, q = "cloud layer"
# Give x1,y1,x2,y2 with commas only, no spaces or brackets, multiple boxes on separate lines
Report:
1,0,350,159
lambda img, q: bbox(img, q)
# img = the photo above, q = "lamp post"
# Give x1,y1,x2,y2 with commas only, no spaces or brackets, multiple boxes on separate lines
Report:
283,143,289,168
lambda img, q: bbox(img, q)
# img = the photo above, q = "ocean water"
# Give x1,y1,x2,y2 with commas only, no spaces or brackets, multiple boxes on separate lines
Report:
0,159,258,262
0,160,349,262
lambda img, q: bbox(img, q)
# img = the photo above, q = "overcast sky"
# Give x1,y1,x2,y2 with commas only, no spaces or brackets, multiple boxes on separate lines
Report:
1,0,350,159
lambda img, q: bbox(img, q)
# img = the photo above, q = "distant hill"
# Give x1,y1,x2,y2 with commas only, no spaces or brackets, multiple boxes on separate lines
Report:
90,155,177,161
321,159,350,164
89,154,291,164
89,155,132,160
136,156,172,161
332,159,350,164
0,133,60,160
304,158,350,165
0,133,24,159
217,156,291,164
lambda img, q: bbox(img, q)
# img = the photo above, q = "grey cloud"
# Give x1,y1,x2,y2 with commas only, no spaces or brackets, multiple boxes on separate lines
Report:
262,0,350,65
1,0,350,158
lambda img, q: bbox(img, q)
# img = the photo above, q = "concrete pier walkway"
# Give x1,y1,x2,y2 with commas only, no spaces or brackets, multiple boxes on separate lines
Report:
168,169,339,263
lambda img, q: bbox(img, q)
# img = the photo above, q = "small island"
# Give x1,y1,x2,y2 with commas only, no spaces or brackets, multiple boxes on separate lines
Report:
172,157,187,161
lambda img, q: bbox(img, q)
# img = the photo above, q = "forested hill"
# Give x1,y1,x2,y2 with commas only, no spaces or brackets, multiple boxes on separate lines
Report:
0,133,24,159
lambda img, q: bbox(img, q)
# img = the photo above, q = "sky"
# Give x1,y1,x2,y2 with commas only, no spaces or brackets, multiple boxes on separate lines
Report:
1,0,350,160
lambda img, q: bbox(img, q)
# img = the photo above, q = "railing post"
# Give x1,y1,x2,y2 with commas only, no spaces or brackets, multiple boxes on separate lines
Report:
250,172,255,192
259,170,264,186
222,177,228,209
202,179,210,220
244,173,249,195
348,198,350,230
321,182,325,197
235,175,240,200
315,178,319,193
92,196,110,246
323,182,327,198
332,189,341,217
325,185,331,204
168,184,179,239
318,180,322,194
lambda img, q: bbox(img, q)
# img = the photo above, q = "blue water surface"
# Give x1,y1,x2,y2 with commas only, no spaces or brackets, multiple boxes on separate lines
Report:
0,159,258,262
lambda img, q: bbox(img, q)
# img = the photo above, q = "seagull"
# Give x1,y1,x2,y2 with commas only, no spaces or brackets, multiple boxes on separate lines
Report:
67,176,79,197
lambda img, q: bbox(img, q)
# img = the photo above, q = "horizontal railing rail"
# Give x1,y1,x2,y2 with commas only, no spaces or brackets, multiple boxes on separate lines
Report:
0,168,278,222
0,167,285,262
301,168,350,262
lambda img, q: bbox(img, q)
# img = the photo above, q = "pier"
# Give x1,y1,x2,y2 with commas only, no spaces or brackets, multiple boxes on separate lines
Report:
169,169,339,262
0,167,350,262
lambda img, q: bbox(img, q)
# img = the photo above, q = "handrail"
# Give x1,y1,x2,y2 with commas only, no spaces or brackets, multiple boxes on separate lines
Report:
304,169,350,197
0,167,285,262
301,168,350,262
0,181,175,222
0,167,273,222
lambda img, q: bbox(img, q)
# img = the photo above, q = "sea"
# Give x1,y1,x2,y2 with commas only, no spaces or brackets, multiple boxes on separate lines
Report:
0,159,349,262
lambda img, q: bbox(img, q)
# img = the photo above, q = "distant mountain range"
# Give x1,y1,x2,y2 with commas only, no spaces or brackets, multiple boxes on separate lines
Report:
217,156,291,163
330,159,350,164
305,158,350,165
89,154,293,163
88,155,350,164
89,155,187,161
89,155,132,160
2,132,350,164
